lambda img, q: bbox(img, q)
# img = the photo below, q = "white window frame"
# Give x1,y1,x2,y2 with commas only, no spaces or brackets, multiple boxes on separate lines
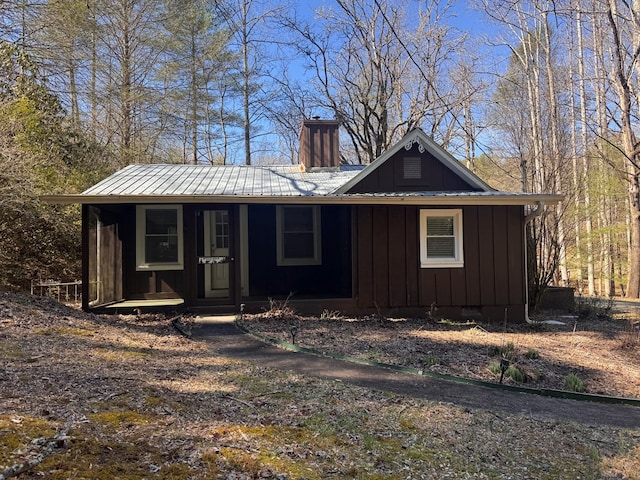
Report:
419,209,464,268
276,205,322,266
136,205,184,271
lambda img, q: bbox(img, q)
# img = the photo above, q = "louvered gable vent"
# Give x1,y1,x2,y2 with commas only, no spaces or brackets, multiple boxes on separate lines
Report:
403,157,421,179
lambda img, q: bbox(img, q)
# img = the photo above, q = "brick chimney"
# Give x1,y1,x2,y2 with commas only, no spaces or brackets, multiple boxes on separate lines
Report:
299,118,340,169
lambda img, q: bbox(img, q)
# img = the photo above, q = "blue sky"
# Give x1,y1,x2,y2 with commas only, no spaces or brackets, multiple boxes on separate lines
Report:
250,0,511,163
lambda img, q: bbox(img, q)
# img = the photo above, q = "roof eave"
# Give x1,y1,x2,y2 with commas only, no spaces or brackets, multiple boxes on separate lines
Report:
42,193,564,206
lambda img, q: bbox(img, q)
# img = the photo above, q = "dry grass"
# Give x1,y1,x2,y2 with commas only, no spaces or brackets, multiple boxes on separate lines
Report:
1,292,639,479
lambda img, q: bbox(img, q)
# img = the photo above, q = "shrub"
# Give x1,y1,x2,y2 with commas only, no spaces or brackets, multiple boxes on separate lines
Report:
423,354,439,367
620,319,640,349
489,361,502,376
524,348,540,359
565,373,585,392
264,293,297,321
506,365,527,383
575,295,614,320
489,362,527,383
487,341,517,361
320,309,343,320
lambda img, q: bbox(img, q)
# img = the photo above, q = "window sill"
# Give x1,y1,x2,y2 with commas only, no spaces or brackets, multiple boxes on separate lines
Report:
421,261,464,269
136,264,184,272
277,258,322,267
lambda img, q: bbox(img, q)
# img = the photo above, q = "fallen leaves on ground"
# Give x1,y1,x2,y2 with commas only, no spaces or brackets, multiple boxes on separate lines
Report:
240,311,640,399
1,292,639,479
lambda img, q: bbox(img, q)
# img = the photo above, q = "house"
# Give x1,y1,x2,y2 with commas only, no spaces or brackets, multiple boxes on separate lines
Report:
45,120,562,321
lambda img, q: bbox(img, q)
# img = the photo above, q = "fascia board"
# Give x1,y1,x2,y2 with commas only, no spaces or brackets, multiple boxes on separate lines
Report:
42,193,564,206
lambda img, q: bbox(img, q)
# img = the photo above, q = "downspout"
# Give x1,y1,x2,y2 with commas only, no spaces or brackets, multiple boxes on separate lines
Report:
524,201,545,324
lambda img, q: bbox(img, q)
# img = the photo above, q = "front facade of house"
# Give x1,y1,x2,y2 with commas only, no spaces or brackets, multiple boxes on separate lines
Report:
48,120,561,321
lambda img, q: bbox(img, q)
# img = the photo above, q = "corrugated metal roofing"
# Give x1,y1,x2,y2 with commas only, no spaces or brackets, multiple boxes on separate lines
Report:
83,164,366,197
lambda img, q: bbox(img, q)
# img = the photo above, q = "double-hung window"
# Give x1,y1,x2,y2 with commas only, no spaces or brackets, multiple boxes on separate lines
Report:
419,209,464,268
136,205,184,271
276,205,321,266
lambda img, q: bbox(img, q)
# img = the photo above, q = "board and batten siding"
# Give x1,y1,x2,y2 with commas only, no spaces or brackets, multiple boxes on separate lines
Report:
346,144,483,193
119,205,185,300
355,204,527,321
83,205,124,309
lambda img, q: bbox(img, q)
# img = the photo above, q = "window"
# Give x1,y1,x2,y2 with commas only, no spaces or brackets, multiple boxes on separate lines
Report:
276,205,321,266
136,205,184,270
419,209,464,268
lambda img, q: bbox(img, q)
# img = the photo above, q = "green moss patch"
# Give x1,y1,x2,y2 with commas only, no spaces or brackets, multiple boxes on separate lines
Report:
37,327,94,337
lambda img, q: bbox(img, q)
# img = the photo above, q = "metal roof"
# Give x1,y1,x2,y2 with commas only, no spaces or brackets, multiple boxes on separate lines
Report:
83,164,365,197
43,149,563,207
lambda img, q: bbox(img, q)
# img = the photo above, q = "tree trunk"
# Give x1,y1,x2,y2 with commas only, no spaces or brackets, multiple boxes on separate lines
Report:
90,9,98,141
120,1,132,165
543,10,568,286
568,13,582,291
584,2,600,295
606,0,640,297
626,169,640,297
242,0,251,165
190,30,198,165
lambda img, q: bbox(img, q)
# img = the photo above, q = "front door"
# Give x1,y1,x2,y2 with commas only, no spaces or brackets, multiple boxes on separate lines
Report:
199,209,234,301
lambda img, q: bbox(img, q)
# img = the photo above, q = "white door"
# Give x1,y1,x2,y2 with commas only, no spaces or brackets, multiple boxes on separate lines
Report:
203,210,230,298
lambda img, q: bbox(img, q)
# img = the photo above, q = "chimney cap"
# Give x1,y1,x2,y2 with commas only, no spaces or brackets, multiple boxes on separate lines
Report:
302,117,340,125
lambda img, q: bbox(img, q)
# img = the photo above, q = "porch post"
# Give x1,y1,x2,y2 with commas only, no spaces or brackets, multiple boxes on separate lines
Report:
81,204,90,312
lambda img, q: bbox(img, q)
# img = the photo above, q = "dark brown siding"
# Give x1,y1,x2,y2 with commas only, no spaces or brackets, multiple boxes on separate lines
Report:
347,144,482,193
299,119,340,168
355,205,526,320
84,205,123,309
356,205,421,308
356,206,374,307
464,207,481,305
372,206,389,306
119,205,185,300
403,207,420,306
247,204,352,298
387,208,406,307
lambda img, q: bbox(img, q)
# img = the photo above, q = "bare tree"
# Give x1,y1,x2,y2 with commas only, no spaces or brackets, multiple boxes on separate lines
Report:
218,0,286,165
87,0,167,165
282,0,466,164
602,0,640,297
481,0,573,307
158,0,236,164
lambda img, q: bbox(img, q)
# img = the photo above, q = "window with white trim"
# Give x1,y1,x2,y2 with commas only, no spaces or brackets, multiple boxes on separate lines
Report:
419,209,464,268
136,205,184,271
276,205,321,266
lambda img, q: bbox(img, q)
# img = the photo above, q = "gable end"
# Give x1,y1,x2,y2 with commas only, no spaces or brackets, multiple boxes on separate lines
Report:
345,143,486,194
336,129,493,195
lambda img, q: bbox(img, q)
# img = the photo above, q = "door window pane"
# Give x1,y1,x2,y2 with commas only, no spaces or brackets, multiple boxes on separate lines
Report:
215,210,229,248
